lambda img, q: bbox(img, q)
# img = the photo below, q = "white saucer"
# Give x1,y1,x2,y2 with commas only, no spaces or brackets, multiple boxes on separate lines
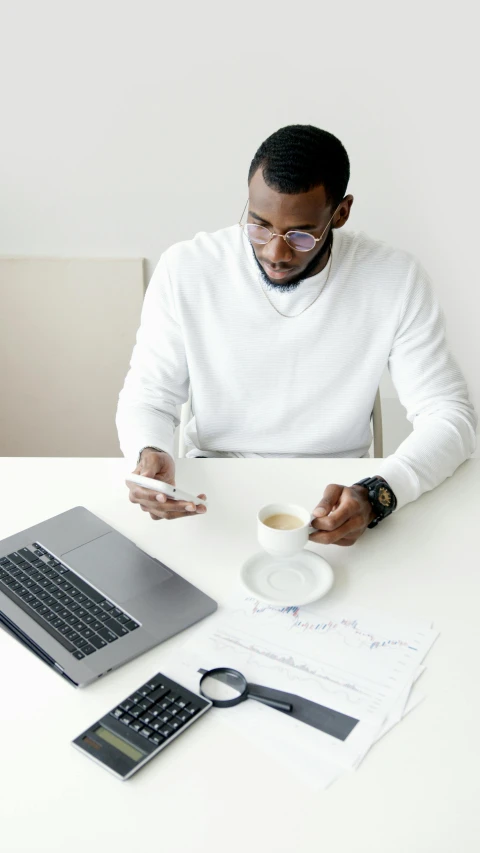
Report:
240,550,334,606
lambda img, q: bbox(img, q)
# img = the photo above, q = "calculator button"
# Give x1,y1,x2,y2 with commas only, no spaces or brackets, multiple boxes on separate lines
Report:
151,720,163,731
129,706,142,719
119,700,134,713
176,711,189,723
169,708,179,717
130,721,142,732
169,721,181,731
175,700,187,709
139,713,153,726
138,686,151,697
128,692,143,704
149,686,168,704
159,725,174,738
184,705,198,715
111,708,124,719
149,733,164,746
139,727,152,739
159,699,172,710
159,713,172,724
121,714,134,726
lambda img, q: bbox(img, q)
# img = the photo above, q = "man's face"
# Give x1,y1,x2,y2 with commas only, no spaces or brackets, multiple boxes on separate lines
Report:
246,168,352,290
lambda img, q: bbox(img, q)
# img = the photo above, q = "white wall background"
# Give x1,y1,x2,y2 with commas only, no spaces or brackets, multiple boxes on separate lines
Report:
1,0,478,455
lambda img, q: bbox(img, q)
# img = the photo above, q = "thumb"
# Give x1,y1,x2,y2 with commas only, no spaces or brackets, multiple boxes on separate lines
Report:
312,483,344,517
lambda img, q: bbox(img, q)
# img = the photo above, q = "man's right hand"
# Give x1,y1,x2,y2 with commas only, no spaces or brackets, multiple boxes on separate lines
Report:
126,449,207,521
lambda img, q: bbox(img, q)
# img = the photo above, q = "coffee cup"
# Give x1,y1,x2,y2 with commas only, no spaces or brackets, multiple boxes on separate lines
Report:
257,502,316,558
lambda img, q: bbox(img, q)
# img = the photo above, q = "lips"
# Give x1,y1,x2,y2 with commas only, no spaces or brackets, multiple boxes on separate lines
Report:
264,264,293,279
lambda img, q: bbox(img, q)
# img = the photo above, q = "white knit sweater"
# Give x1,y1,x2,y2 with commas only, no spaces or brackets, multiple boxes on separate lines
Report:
116,225,477,509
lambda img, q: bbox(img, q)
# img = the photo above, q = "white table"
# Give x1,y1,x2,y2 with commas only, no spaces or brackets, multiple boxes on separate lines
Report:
0,457,478,853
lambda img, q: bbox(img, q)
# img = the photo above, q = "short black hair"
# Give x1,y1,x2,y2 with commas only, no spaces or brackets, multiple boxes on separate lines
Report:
248,124,350,207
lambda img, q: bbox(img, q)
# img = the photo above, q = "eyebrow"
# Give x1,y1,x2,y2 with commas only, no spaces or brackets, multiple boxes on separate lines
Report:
249,210,319,231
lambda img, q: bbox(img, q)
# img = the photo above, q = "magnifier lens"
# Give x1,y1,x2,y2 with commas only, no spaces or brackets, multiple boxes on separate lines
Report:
201,670,246,703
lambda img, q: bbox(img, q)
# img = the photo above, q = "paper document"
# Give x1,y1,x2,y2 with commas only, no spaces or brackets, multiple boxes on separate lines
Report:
170,597,438,788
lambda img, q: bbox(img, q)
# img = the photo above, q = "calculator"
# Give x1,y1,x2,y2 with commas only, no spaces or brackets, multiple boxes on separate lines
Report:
72,671,212,780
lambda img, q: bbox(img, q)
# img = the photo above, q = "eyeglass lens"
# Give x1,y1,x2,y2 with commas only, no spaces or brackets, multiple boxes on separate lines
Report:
245,224,316,251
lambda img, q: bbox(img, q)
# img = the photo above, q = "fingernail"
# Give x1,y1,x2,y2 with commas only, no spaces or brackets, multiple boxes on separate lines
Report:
313,508,327,517
196,505,206,513
156,494,166,502
186,505,195,511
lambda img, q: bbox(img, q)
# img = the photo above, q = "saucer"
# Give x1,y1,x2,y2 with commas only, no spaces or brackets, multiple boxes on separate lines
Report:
240,550,334,606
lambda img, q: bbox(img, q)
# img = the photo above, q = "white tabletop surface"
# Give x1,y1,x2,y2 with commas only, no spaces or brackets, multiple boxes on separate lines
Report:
0,456,478,853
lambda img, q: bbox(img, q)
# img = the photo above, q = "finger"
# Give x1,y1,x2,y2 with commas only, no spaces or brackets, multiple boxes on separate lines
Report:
128,485,164,505
311,483,344,520
143,504,203,521
309,516,363,545
155,494,207,513
311,491,358,532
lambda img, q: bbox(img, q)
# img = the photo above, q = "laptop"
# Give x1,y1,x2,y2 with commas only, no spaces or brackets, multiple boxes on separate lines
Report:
0,506,217,687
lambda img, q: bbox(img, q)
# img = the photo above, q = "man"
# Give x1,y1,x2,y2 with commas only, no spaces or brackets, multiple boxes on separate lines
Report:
116,124,477,546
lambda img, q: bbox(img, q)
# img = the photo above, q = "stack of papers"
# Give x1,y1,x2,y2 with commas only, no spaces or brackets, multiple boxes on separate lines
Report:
171,596,439,789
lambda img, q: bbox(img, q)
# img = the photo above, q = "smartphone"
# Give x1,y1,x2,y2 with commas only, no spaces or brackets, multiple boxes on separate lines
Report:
125,473,207,507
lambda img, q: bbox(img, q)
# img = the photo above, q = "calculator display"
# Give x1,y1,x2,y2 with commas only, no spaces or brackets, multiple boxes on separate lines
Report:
95,726,144,761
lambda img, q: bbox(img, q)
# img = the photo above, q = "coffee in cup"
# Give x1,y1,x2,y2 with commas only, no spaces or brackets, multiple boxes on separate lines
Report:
257,503,316,558
262,513,304,530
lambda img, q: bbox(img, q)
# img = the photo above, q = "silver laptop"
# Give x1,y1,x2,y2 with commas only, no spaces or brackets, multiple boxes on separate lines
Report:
0,506,217,687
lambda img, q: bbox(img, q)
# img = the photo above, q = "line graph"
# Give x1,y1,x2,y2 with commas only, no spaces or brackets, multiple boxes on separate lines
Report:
213,629,374,701
247,598,420,652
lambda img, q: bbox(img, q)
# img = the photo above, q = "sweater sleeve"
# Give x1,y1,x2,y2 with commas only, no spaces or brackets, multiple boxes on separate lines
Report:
377,261,477,509
116,253,189,468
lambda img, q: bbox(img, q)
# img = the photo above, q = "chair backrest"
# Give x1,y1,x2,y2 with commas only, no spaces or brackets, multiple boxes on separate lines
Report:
177,387,384,459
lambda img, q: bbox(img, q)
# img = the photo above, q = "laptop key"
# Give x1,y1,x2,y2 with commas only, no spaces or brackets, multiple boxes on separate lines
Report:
66,573,104,603
73,651,85,660
104,617,128,636
82,643,96,655
0,578,76,651
90,635,107,650
97,627,118,643
124,620,140,631
7,553,25,565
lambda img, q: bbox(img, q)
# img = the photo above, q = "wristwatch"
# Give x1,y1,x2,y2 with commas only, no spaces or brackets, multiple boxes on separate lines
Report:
353,476,397,528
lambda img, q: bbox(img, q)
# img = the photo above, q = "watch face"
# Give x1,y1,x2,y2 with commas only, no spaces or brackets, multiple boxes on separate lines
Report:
378,486,392,508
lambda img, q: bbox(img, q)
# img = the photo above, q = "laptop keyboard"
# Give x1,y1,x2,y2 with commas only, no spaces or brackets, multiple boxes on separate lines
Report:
0,542,139,660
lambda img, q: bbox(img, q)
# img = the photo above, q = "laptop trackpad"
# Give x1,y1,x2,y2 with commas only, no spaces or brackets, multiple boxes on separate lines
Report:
61,532,172,604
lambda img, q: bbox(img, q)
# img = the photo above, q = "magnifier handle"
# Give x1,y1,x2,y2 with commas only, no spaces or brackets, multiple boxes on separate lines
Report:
248,693,292,713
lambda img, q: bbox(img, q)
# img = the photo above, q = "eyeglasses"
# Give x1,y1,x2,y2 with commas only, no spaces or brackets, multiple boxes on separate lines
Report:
239,199,339,252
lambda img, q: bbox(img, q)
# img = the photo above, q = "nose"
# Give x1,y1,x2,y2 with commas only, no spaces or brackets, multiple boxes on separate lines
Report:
261,234,294,266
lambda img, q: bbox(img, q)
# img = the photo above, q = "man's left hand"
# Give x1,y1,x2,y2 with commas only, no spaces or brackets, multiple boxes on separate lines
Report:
309,483,376,547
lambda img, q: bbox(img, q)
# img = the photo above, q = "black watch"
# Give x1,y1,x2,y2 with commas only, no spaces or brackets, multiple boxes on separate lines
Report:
353,476,397,528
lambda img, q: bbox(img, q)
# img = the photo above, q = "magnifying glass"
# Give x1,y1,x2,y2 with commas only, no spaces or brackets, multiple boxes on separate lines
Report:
199,667,292,712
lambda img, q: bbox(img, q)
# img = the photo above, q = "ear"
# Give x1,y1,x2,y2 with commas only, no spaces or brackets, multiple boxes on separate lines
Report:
333,194,354,229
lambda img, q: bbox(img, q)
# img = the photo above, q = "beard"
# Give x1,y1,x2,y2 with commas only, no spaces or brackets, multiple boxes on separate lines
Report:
252,230,333,292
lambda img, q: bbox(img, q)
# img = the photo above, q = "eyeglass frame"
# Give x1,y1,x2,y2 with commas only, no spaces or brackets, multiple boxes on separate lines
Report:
238,198,340,252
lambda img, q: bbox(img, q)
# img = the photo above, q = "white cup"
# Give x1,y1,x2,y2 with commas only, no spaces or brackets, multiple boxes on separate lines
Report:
257,503,316,558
